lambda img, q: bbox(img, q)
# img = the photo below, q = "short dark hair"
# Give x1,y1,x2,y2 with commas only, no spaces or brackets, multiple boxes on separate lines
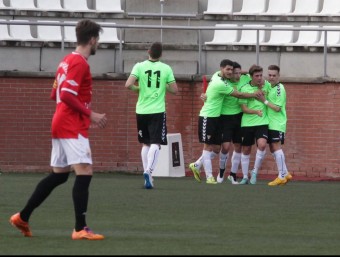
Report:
268,64,280,73
249,64,263,76
149,42,163,59
220,59,234,68
233,61,241,69
76,19,102,45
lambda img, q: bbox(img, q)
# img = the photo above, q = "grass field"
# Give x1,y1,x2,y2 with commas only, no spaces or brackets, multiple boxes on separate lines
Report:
1,172,340,255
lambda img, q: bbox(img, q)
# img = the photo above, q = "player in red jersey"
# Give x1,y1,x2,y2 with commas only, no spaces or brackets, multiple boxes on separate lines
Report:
9,19,107,240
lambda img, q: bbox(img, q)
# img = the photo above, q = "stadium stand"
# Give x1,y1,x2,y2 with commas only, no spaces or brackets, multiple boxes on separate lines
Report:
95,0,124,13
317,26,340,47
233,0,267,15
9,0,36,10
260,0,294,16
314,0,340,16
203,0,233,15
0,19,13,40
63,0,95,12
9,19,37,41
63,21,77,42
261,25,294,46
235,24,266,45
36,20,62,42
99,23,120,43
36,0,64,12
205,24,239,45
284,25,321,46
290,0,321,16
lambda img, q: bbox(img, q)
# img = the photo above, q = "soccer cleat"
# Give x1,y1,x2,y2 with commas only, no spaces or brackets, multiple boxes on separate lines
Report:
227,175,239,185
250,170,257,185
143,172,154,189
239,177,249,185
206,177,217,184
9,212,32,237
72,227,104,240
189,163,201,182
285,172,293,181
268,177,288,186
217,174,224,183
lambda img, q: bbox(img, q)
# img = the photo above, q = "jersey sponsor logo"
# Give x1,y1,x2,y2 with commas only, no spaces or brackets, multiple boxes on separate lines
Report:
66,80,79,87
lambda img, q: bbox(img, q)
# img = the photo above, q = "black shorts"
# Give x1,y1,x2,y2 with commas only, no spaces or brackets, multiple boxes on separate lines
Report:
198,116,221,145
267,129,285,144
220,112,243,144
136,112,167,145
241,125,268,146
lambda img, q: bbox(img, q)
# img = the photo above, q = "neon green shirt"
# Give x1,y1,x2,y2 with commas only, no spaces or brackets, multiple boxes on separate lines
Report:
239,82,269,127
267,83,287,132
130,60,176,114
199,77,234,117
221,74,251,115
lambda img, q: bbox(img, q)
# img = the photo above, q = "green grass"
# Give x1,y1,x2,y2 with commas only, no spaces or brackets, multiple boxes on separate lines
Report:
1,173,340,255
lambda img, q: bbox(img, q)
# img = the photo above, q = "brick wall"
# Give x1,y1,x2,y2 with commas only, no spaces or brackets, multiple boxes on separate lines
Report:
1,77,339,179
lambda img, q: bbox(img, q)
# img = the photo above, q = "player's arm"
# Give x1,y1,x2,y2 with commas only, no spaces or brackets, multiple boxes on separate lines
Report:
256,91,281,112
125,75,139,92
230,89,263,99
60,91,91,116
50,80,58,101
166,81,178,95
240,103,263,117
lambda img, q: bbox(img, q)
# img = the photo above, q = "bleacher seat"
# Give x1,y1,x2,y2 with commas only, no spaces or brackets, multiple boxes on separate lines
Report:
284,25,320,46
317,26,340,47
0,0,12,9
99,23,120,43
314,0,340,16
261,25,294,46
37,20,62,42
290,0,321,16
235,24,266,45
63,0,95,12
95,0,124,13
0,19,13,40
203,0,233,15
9,0,36,10
63,21,77,42
233,0,267,15
36,0,64,12
205,24,239,45
260,0,293,15
9,19,37,41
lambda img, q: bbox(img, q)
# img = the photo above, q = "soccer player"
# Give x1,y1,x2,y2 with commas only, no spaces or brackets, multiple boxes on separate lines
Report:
216,62,251,184
9,19,107,240
238,65,269,185
189,59,261,184
125,42,178,189
264,65,292,186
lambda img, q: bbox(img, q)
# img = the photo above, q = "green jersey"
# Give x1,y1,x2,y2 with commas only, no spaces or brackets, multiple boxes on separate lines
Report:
199,76,234,117
267,83,287,132
210,72,251,115
130,60,176,114
221,74,251,115
239,82,269,127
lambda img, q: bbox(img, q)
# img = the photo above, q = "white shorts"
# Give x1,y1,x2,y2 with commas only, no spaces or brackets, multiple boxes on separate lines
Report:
50,134,92,167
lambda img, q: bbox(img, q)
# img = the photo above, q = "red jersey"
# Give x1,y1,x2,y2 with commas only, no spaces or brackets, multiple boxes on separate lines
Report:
51,52,92,139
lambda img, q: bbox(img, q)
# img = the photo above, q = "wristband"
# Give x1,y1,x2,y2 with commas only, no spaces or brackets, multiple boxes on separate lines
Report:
264,100,269,105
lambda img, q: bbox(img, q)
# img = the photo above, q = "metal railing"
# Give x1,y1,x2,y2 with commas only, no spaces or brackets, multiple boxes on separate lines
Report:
0,20,339,76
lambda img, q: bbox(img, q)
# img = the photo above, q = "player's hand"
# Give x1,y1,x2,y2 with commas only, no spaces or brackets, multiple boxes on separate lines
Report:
200,93,207,102
257,110,263,117
90,112,107,129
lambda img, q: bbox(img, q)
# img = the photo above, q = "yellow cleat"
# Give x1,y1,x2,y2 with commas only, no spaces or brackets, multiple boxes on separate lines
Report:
268,177,288,186
286,172,293,181
206,177,217,184
189,163,201,182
